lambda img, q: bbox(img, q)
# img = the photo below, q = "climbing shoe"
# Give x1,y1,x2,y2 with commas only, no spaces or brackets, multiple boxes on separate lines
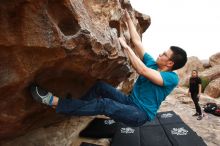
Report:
30,84,53,106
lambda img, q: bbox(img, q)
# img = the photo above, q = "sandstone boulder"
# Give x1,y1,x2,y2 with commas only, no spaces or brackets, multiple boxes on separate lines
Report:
0,0,150,140
117,72,138,94
204,78,220,98
201,59,211,69
200,65,220,82
209,52,220,66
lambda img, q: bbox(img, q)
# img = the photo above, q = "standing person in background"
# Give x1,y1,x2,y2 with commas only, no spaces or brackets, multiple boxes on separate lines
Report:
188,70,203,120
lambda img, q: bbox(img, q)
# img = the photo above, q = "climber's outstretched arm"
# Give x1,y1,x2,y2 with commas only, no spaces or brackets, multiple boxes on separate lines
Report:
124,10,146,60
119,37,163,86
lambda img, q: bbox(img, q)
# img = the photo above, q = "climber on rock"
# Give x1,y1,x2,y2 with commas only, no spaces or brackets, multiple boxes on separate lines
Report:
30,10,187,127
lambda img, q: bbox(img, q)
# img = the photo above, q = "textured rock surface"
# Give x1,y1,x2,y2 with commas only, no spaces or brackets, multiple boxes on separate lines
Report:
204,78,220,98
201,59,211,69
0,0,150,140
117,71,138,94
1,116,111,146
209,52,220,66
200,65,220,82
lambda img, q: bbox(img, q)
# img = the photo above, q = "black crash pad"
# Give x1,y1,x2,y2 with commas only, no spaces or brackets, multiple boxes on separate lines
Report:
157,111,183,125
79,118,119,138
162,123,207,146
110,126,140,146
111,111,207,146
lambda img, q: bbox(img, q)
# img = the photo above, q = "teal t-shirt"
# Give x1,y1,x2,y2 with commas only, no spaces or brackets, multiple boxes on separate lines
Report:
130,53,179,121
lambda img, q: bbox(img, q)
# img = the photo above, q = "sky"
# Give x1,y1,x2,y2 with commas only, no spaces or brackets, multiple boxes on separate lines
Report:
130,0,220,60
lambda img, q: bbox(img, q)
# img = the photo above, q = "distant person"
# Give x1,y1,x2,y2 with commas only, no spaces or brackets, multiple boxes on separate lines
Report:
30,10,187,127
188,70,203,120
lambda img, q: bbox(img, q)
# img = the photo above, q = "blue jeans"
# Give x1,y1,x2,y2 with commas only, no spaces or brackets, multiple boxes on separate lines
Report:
56,81,148,127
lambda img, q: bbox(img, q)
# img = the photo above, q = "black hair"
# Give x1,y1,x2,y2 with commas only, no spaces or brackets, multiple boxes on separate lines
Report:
192,69,198,75
192,69,198,73
170,46,187,70
191,70,199,78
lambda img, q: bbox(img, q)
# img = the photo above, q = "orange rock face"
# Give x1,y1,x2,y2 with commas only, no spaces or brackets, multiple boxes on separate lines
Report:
0,0,150,139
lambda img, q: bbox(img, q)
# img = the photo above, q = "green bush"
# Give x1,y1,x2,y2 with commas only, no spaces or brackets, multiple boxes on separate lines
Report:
200,77,210,93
